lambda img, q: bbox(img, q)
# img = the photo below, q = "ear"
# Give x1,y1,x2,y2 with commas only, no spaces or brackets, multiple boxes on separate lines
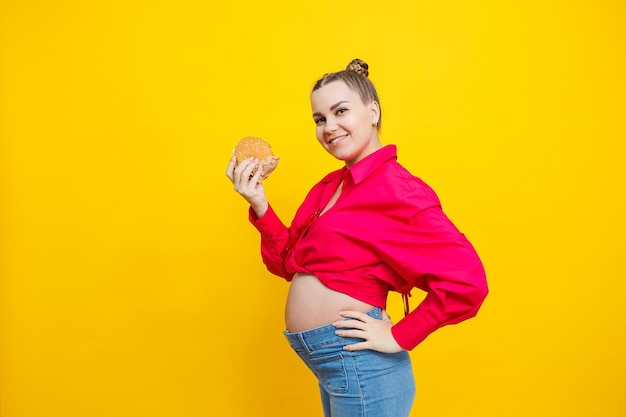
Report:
369,101,380,125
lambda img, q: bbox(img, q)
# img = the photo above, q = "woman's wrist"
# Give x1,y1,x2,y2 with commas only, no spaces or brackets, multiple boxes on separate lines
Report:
251,201,269,219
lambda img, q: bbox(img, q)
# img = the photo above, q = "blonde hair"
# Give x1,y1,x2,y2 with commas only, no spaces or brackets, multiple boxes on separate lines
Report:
312,59,382,130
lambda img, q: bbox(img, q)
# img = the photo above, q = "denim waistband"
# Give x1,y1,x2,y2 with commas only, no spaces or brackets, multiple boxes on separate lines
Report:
283,307,382,352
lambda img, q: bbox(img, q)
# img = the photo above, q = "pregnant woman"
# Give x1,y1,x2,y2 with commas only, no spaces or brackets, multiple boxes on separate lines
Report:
225,58,488,417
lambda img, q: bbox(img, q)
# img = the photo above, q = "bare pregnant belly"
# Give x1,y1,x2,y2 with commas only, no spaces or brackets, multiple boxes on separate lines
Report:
285,273,375,332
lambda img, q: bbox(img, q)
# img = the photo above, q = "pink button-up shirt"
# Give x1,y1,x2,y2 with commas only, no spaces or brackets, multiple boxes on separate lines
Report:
250,145,488,350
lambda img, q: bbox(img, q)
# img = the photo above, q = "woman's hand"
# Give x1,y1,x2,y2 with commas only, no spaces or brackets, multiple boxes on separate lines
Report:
333,310,405,353
225,156,268,217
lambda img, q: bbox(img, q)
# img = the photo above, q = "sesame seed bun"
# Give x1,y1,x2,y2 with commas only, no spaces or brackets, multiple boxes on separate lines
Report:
233,136,279,179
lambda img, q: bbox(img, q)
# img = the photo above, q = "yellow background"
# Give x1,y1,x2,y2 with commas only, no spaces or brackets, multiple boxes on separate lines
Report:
1,1,624,416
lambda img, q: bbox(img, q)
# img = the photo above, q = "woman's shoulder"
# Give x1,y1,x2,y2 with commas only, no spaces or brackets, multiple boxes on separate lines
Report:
380,161,440,204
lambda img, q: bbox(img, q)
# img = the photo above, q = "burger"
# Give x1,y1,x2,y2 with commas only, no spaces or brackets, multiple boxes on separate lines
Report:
233,136,279,180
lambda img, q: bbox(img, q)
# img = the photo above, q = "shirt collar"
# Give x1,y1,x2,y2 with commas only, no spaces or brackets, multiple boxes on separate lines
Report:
344,144,397,185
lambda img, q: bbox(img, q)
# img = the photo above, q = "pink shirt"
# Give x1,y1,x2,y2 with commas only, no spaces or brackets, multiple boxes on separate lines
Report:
249,145,488,350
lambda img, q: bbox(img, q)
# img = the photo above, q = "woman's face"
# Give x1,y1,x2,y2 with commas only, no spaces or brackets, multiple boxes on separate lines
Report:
310,81,381,167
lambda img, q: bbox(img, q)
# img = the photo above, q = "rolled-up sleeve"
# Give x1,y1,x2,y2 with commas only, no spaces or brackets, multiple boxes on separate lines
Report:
249,204,294,280
378,202,488,351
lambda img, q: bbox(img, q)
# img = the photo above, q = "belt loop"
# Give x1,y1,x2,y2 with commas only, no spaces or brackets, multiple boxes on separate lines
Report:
298,333,312,354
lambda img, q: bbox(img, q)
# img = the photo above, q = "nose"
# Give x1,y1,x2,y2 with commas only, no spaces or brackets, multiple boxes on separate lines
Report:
324,116,338,136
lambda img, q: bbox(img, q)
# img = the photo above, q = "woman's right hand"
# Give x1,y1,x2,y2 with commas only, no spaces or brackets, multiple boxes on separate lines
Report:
225,156,269,218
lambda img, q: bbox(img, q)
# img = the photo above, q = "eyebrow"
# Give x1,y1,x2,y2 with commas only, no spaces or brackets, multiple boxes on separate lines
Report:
312,100,350,118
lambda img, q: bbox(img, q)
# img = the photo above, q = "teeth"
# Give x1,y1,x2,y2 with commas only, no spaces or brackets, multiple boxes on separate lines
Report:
329,135,346,144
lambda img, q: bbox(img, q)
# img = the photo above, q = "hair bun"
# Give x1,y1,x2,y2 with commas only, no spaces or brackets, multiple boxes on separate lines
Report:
346,59,369,78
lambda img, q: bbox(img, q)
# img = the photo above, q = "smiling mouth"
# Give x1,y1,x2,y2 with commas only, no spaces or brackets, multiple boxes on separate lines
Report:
328,134,348,145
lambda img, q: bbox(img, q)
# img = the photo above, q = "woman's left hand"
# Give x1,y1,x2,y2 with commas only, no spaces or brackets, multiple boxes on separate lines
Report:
333,310,405,353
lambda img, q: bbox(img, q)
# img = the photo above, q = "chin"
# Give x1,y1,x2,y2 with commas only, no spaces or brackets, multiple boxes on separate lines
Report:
324,144,351,160
327,149,351,163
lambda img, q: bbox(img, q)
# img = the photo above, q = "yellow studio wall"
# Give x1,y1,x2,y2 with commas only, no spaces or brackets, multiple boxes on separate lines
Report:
1,1,624,416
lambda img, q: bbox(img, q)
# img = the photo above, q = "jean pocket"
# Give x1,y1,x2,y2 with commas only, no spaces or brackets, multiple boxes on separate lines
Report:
310,353,348,394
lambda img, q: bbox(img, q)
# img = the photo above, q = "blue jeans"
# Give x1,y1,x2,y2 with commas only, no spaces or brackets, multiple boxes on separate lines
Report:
284,308,415,417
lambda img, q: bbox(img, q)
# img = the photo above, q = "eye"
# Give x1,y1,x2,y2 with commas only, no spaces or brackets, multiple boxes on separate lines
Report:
314,117,326,125
335,107,348,115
